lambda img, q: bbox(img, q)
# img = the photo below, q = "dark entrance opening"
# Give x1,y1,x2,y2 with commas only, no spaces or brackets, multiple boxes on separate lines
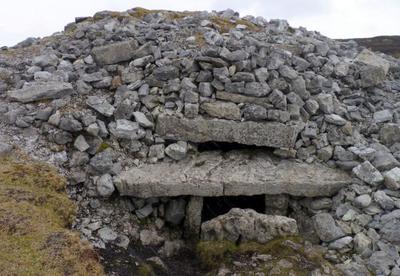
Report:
197,141,267,152
201,195,266,222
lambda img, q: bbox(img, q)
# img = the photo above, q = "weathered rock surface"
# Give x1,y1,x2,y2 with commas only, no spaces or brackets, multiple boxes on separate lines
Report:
115,150,351,198
312,213,345,242
7,81,73,103
92,40,139,65
201,208,298,243
156,115,299,148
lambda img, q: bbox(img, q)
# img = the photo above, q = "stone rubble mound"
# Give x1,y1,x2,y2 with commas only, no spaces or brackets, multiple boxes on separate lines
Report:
1,7,400,275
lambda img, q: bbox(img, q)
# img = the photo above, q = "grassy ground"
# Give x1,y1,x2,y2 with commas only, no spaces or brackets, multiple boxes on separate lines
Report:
0,152,104,276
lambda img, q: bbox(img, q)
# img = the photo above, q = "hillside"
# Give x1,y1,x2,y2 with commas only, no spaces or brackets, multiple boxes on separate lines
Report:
341,36,400,58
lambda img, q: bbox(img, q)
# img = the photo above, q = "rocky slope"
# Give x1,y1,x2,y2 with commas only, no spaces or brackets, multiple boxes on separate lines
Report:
1,7,400,276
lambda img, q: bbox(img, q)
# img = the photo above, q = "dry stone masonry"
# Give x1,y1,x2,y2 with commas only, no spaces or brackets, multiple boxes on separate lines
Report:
1,7,400,275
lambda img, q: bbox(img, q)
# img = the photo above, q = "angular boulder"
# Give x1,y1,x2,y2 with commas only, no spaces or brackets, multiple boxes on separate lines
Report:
355,49,390,87
114,150,352,198
7,81,73,103
201,208,298,243
92,40,139,65
156,115,299,148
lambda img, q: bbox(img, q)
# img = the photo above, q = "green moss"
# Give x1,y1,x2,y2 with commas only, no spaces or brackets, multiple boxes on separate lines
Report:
0,155,104,276
137,263,156,276
210,16,263,33
129,7,195,21
97,142,111,153
194,32,206,47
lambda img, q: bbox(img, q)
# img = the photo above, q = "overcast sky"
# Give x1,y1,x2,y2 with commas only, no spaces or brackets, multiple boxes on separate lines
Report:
1,0,399,47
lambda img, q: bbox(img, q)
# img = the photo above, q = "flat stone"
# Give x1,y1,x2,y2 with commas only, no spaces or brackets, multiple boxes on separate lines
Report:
92,40,139,65
114,150,351,198
325,114,347,126
133,112,154,128
109,119,143,140
352,161,383,186
201,208,298,243
373,110,393,123
86,96,115,117
7,81,73,103
97,227,118,242
380,219,400,245
156,115,299,148
74,135,90,152
216,91,272,108
200,101,241,120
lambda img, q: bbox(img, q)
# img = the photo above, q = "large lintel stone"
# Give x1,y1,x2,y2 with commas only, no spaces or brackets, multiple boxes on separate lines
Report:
115,150,351,198
156,115,299,148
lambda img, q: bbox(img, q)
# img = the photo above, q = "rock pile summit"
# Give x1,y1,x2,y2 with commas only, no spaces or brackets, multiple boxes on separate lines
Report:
1,7,400,275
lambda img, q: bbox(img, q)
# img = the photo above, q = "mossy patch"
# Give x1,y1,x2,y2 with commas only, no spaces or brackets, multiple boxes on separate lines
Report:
210,16,263,33
137,263,156,276
0,155,104,276
196,237,338,275
129,7,195,21
97,141,111,153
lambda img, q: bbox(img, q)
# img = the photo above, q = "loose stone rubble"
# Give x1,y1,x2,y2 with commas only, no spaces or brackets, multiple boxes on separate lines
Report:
1,6,400,275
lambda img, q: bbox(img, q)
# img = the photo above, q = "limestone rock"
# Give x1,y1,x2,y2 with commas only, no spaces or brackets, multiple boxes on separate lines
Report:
86,96,115,117
156,115,299,148
165,141,188,161
355,49,390,75
96,174,115,197
312,213,345,242
184,197,203,238
200,101,241,120
92,40,139,65
7,81,73,103
201,208,298,243
114,150,351,198
133,112,154,128
384,167,400,190
109,119,143,140
352,161,384,186
216,91,272,108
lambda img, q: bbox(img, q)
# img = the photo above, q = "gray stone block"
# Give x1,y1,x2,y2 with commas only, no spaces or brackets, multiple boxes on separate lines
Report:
156,115,299,148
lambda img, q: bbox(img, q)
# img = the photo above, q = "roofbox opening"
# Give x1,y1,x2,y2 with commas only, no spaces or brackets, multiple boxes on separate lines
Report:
196,141,271,152
201,195,265,222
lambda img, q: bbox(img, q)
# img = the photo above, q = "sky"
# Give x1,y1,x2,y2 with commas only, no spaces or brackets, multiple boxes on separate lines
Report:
0,0,399,47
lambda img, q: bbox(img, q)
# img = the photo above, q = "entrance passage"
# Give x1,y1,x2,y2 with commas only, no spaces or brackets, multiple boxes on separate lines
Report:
201,195,266,222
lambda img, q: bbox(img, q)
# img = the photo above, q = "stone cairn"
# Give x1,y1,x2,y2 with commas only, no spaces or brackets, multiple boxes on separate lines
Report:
1,7,400,275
